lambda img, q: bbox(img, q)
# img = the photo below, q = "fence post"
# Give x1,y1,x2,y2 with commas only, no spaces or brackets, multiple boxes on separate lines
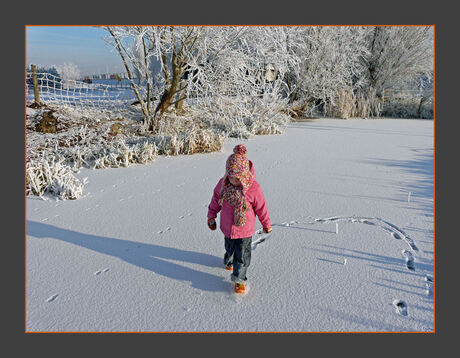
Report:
31,64,41,105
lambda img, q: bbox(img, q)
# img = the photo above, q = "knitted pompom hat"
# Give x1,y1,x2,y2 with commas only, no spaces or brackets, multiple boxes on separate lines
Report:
225,144,250,179
220,144,253,226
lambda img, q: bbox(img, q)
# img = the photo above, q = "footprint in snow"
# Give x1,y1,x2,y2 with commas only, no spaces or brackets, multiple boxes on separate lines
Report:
401,250,415,271
46,294,59,303
390,232,402,240
393,300,408,316
425,275,434,297
94,268,110,275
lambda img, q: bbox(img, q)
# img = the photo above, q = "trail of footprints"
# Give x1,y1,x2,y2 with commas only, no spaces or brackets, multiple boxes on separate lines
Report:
42,190,431,318
155,213,193,235
311,216,419,253
252,214,432,317
157,227,171,235
46,267,111,303
258,156,292,176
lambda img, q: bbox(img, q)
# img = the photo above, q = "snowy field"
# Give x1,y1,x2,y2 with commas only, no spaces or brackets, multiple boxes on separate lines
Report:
26,118,434,332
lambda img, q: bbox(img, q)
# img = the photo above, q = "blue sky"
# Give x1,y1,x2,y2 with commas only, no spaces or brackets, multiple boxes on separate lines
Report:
26,26,125,75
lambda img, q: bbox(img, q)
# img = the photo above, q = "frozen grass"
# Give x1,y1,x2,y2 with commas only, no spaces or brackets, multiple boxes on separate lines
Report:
324,88,433,120
26,101,287,200
26,157,88,200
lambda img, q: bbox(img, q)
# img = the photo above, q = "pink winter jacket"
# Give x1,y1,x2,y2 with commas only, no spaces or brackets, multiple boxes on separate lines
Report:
207,161,271,239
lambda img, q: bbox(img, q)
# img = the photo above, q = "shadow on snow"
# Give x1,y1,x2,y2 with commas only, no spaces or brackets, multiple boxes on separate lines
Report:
27,221,228,293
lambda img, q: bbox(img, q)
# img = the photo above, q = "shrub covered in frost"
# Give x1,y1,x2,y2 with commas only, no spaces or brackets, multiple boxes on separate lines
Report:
26,156,87,200
26,101,285,200
381,92,433,119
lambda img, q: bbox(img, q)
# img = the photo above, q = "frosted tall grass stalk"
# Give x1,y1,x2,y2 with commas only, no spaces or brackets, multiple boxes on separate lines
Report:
408,191,412,203
336,223,339,234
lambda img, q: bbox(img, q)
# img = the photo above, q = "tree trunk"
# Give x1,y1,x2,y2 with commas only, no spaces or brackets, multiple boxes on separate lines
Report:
174,80,186,112
417,96,427,118
107,27,151,129
152,39,183,129
175,97,184,112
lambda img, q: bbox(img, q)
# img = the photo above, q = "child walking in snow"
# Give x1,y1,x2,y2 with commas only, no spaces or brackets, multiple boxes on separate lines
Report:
207,144,271,294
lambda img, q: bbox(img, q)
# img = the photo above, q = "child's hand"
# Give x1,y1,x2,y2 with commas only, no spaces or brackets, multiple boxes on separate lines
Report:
263,226,272,233
208,218,217,231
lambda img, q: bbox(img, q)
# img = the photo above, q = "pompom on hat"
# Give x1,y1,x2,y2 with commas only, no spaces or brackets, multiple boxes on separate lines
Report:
233,144,247,155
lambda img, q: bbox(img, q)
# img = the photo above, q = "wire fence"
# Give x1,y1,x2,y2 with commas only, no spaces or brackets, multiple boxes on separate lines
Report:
26,72,434,119
26,72,137,108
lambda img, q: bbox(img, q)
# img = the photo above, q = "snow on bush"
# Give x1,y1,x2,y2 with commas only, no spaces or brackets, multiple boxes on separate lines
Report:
381,91,433,119
56,62,81,89
91,139,158,169
194,95,289,139
325,87,381,119
105,26,295,132
26,156,87,200
26,103,235,199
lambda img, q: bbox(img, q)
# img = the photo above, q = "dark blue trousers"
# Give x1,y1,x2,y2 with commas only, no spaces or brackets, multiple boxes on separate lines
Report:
223,236,252,284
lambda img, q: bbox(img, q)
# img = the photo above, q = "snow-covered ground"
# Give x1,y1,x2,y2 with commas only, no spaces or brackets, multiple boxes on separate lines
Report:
26,118,434,332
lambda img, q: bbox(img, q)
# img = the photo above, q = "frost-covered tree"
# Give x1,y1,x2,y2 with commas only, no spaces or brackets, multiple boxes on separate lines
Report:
278,26,433,118
104,26,294,133
104,26,433,124
279,26,371,116
105,26,208,132
358,26,434,116
56,62,81,89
